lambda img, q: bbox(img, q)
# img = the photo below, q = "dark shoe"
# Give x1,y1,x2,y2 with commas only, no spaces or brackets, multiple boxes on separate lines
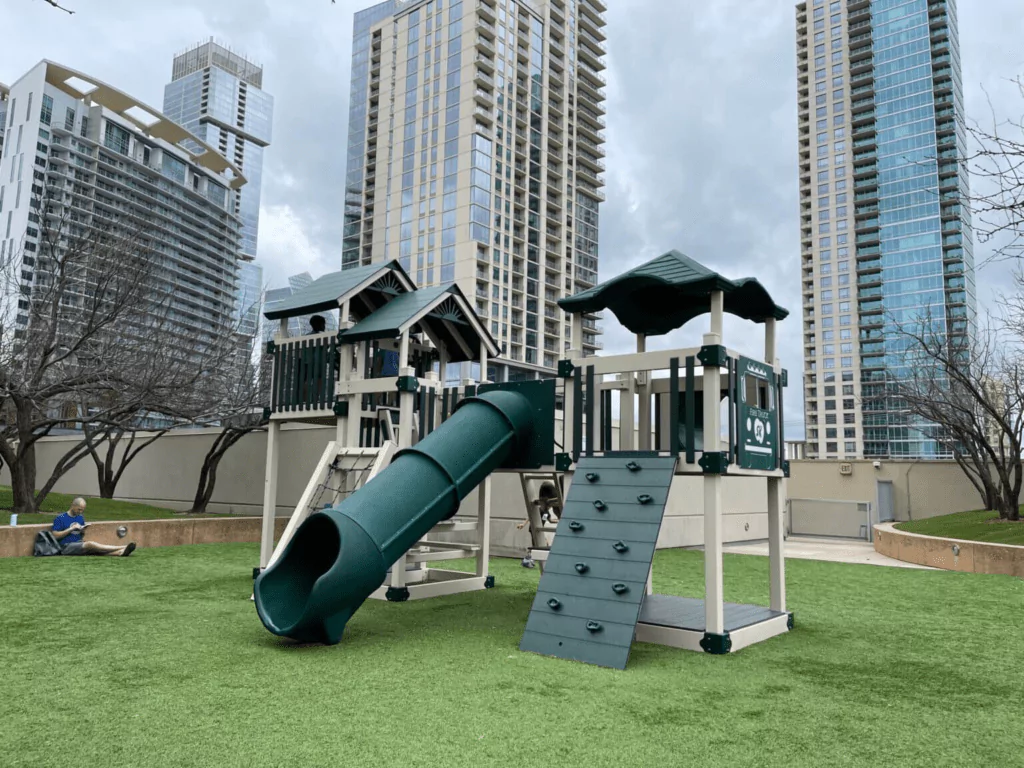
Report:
121,542,137,557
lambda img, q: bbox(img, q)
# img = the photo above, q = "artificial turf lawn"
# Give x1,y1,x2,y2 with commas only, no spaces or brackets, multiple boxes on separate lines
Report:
896,508,1024,546
0,485,238,525
2,545,1021,768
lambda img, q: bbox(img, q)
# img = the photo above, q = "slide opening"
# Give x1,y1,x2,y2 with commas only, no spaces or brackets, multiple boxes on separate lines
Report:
259,514,340,631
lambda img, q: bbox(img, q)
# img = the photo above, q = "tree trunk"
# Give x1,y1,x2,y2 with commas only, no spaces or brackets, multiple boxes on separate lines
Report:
97,472,117,499
190,428,248,514
10,404,39,514
9,454,37,514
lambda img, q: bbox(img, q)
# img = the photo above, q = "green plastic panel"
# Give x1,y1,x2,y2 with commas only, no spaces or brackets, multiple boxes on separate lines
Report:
519,453,677,670
477,379,556,469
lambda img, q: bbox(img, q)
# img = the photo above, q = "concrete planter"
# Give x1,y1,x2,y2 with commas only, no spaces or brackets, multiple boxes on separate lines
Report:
0,517,289,558
873,522,1024,577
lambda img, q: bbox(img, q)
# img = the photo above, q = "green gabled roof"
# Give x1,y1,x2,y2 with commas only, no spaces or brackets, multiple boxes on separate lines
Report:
558,249,789,336
340,283,500,363
263,261,413,321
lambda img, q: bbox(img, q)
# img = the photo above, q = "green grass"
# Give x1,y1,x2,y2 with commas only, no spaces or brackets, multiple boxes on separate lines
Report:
1,545,1021,767
896,509,1024,546
0,485,241,524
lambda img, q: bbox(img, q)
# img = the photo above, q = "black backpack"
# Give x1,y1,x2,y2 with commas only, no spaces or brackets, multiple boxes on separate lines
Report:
33,530,62,557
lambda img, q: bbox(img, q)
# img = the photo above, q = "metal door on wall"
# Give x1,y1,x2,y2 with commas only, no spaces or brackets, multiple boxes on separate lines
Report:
876,481,895,523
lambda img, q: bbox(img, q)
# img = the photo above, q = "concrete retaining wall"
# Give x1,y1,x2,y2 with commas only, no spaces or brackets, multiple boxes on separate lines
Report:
873,522,1024,577
0,517,289,558
789,459,997,521
0,424,776,556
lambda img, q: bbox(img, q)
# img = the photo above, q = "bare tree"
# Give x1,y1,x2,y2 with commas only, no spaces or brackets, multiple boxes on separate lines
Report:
0,190,242,513
890,309,1023,521
187,338,270,514
967,76,1024,263
81,424,170,499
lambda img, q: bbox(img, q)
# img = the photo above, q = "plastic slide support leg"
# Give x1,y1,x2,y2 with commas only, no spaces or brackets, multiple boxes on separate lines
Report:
253,389,535,644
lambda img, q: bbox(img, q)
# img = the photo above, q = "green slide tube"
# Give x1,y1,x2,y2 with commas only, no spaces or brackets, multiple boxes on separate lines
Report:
253,389,535,645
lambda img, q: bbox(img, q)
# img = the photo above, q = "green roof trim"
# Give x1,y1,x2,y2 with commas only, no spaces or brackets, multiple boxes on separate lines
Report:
263,261,413,321
558,250,789,336
340,285,451,342
340,283,500,363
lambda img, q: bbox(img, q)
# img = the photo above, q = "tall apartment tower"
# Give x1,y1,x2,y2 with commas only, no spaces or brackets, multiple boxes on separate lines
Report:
796,0,974,460
163,40,274,337
343,0,607,382
0,61,244,344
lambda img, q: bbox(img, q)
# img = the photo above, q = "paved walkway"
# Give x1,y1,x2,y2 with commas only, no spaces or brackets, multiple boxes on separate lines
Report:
721,536,933,570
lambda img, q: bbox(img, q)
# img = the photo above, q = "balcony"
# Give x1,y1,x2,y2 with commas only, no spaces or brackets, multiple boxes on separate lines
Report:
476,1,496,22
577,40,606,71
579,7,605,40
579,61,607,87
575,118,605,144
475,53,495,73
476,36,495,55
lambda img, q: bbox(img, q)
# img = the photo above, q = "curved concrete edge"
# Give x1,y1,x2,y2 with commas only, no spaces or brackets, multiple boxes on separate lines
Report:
0,517,289,558
873,522,1024,577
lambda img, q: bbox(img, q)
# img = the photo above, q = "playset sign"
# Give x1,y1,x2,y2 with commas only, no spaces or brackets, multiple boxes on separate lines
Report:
737,356,778,471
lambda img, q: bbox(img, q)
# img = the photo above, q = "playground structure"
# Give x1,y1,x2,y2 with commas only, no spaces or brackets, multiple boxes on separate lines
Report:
254,250,791,668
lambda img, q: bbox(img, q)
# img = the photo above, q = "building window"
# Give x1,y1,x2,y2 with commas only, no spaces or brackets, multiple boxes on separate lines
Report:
103,122,131,155
40,94,53,126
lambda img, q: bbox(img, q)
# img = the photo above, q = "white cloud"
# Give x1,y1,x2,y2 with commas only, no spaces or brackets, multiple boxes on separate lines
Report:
257,204,336,289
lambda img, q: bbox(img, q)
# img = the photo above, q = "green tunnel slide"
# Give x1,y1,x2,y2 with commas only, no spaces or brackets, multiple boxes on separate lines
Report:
253,389,537,644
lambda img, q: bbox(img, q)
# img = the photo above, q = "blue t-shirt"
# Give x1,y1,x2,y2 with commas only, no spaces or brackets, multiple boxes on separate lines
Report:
53,512,85,544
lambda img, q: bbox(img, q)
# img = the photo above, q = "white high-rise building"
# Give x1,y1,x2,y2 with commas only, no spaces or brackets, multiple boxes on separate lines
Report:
0,60,245,342
342,0,607,382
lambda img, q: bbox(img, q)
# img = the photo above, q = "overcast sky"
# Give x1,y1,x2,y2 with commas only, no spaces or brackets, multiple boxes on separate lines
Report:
3,0,1023,435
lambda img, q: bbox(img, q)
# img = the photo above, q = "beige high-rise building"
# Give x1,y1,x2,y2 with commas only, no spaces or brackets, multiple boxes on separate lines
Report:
795,0,974,460
342,0,607,382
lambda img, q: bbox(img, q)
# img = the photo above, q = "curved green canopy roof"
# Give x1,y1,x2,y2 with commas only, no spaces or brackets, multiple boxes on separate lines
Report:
558,250,788,336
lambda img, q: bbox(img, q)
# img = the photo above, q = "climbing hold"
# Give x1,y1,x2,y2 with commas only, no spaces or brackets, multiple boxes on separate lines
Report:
586,621,603,633
585,472,600,483
612,583,629,595
547,598,561,610
593,500,607,511
637,494,653,505
612,541,629,553
626,461,641,472
574,562,589,574
569,521,584,532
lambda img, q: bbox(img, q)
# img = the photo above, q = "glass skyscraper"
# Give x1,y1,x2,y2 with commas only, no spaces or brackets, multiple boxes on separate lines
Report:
342,0,607,382
796,0,974,459
163,40,274,339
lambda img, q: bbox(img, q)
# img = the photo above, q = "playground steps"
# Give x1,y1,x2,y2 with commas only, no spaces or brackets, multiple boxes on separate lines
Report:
519,453,677,670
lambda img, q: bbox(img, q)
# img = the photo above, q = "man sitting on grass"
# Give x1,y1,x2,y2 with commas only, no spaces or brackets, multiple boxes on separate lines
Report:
52,497,136,557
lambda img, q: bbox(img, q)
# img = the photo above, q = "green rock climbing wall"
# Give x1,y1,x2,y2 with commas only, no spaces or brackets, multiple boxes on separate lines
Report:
519,454,678,670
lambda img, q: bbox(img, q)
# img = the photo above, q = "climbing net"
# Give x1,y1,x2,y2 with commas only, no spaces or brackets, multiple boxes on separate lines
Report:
306,452,379,516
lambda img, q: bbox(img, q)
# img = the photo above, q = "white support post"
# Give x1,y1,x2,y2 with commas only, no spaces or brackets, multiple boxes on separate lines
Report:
764,317,777,365
570,314,584,359
619,373,635,451
767,476,786,612
763,315,785,611
476,475,491,577
479,345,489,386
277,318,289,340
391,331,414,590
637,334,651,451
438,344,449,389
703,290,725,637
398,331,413,449
259,420,281,569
